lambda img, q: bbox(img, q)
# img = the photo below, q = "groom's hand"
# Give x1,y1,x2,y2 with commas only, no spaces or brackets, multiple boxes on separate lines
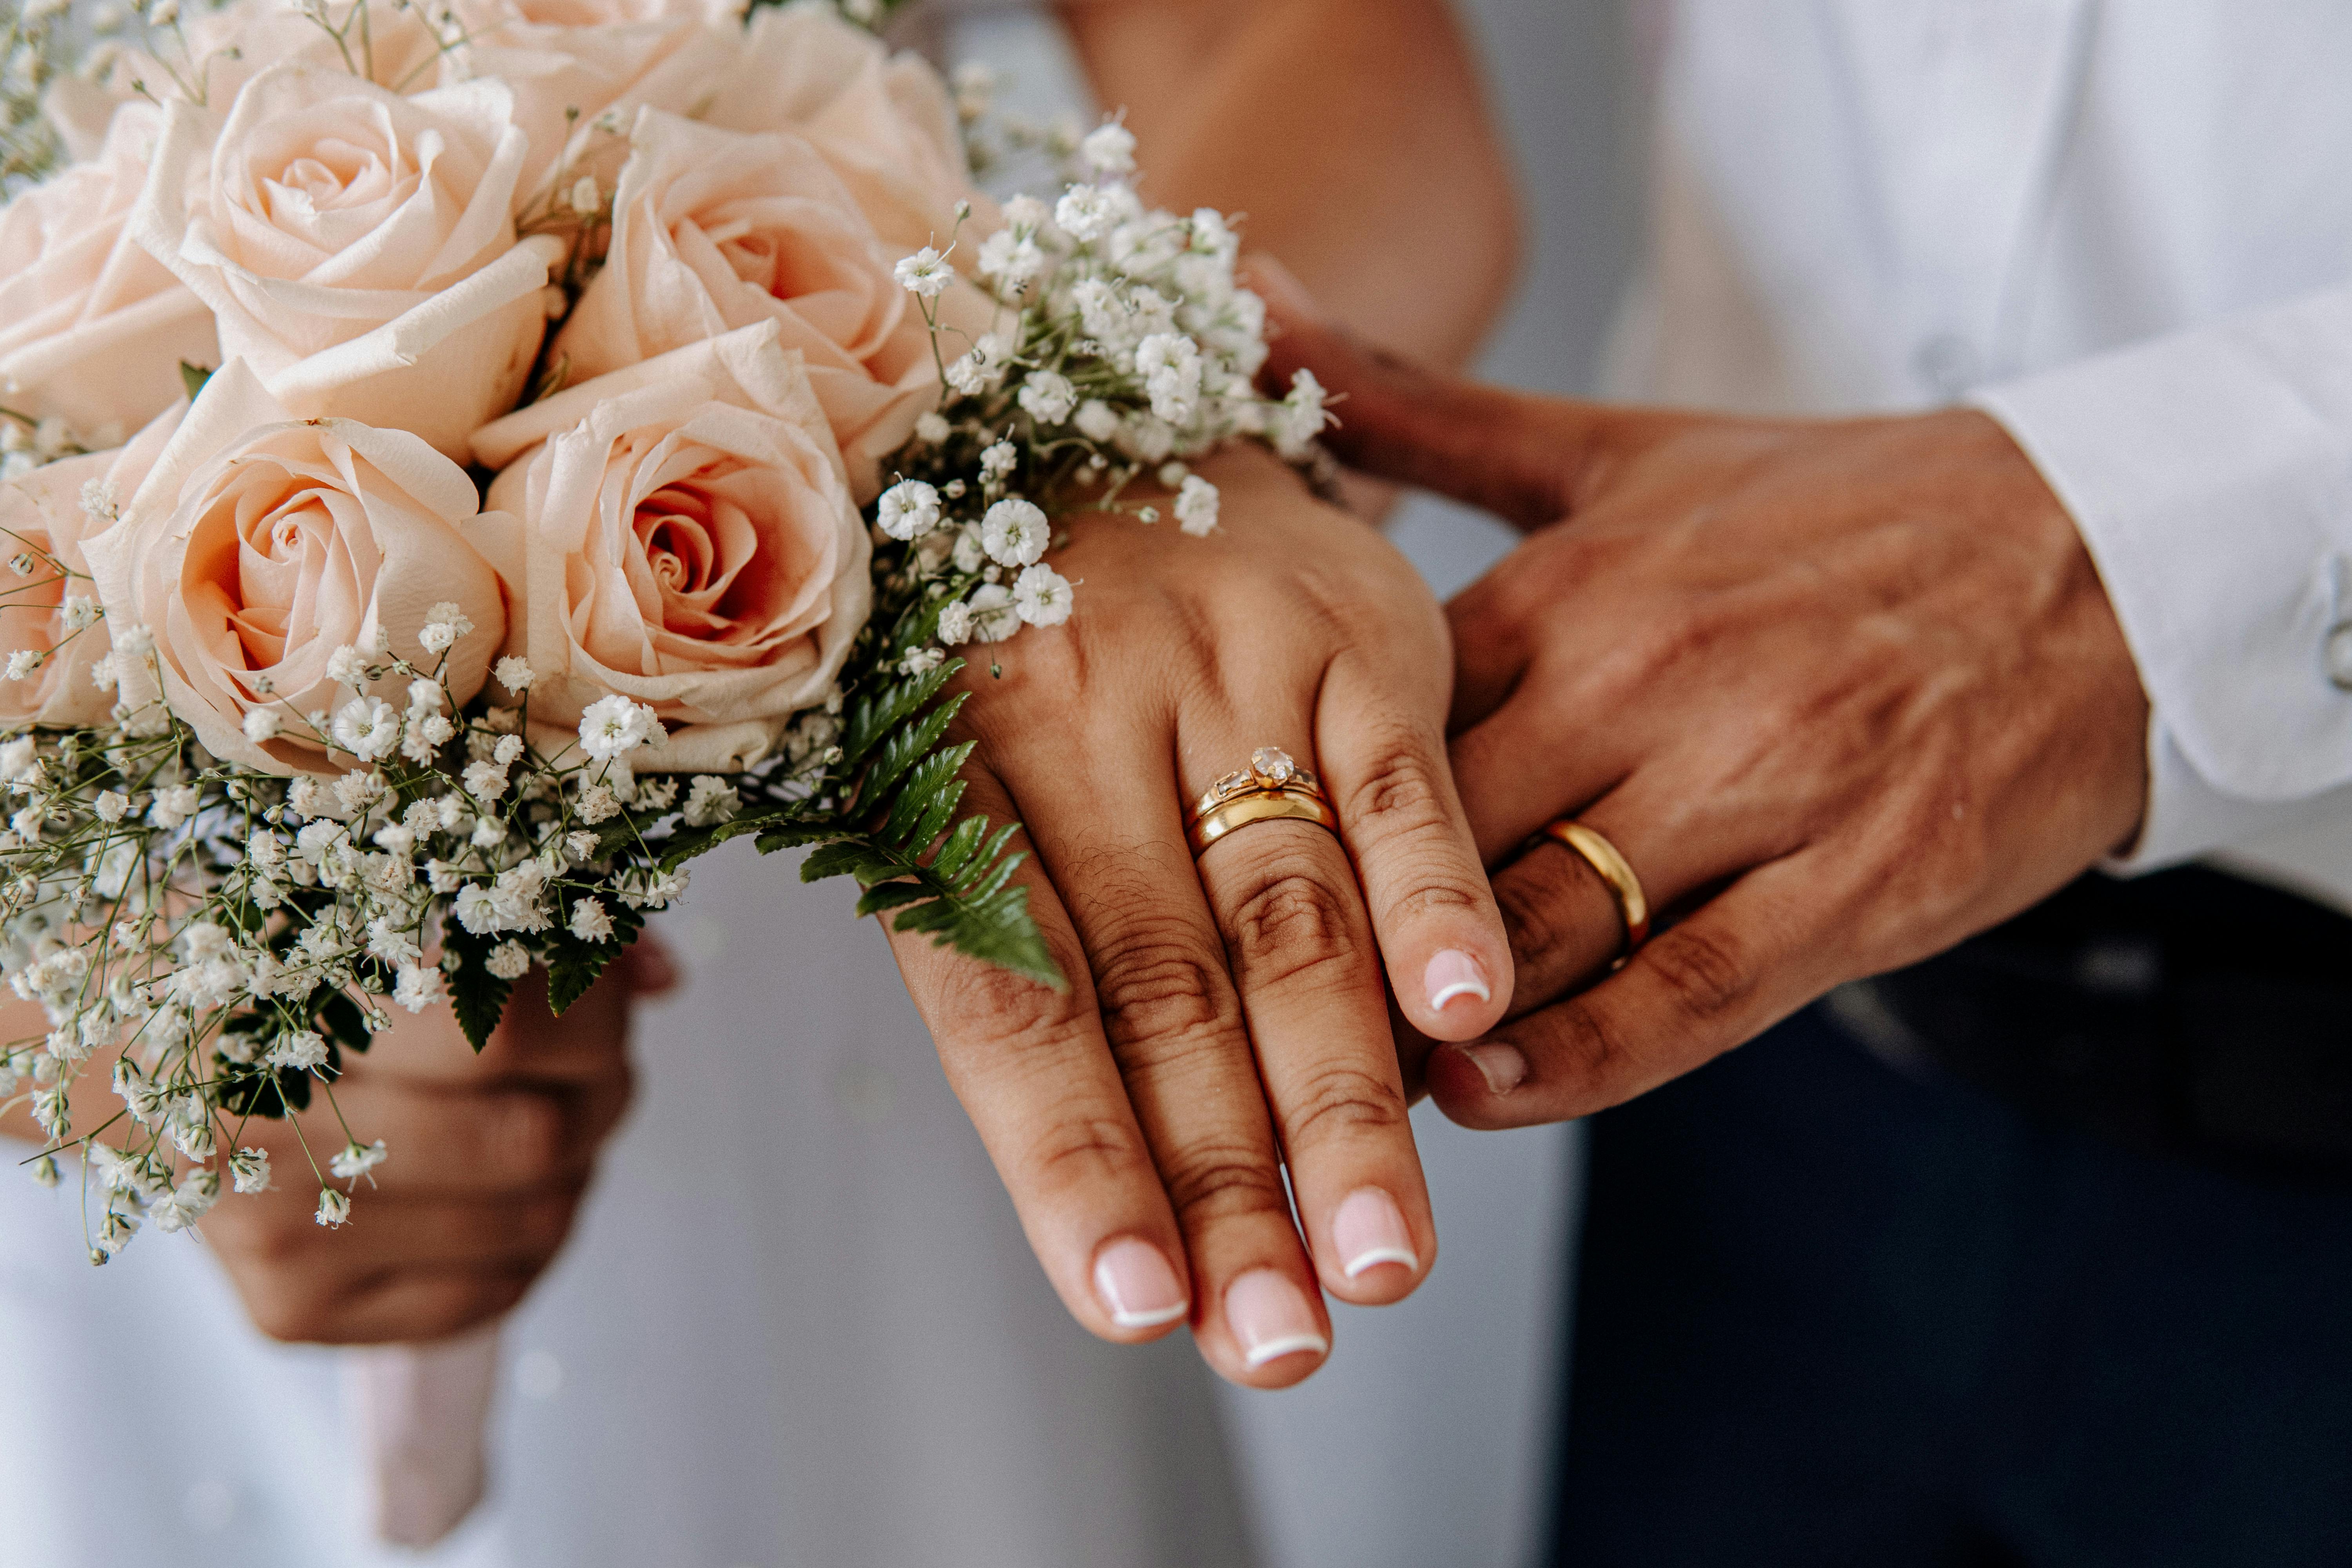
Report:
1263,287,2150,1126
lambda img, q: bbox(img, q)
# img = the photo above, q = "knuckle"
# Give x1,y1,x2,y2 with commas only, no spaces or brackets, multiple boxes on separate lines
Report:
1277,1060,1408,1150
927,933,1095,1053
1092,926,1237,1053
1025,1114,1149,1194
1495,857,1579,965
1644,922,1753,1019
1225,868,1359,986
1339,737,1452,841
1161,1139,1288,1225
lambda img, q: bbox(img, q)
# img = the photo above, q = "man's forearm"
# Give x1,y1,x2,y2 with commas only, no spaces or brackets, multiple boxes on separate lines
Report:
1060,0,1521,369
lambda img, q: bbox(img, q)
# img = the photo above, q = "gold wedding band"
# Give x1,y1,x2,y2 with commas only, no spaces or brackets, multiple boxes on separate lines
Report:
1188,747,1339,856
1539,820,1651,956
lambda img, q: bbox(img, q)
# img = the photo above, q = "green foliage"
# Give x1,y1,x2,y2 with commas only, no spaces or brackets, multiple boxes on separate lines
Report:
178,361,214,401
765,660,1063,991
441,929,513,1053
544,896,646,1017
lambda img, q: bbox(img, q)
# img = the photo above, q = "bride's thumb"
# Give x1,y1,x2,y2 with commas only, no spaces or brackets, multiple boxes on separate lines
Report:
1245,254,1593,531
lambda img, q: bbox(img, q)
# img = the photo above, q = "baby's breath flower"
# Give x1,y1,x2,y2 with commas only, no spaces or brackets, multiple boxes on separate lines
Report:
243,708,282,742
494,656,535,693
229,1147,272,1194
569,896,614,942
893,247,954,298
5,650,39,681
575,782,621,824
315,1189,351,1227
1012,563,1074,628
1074,400,1120,442
485,940,531,980
877,479,942,541
1174,475,1221,537
418,602,473,655
682,775,739,827
393,963,444,1012
329,1139,388,1180
913,412,951,444
268,1030,327,1072
980,499,1049,568
1080,118,1138,176
579,696,663,761
1017,372,1078,426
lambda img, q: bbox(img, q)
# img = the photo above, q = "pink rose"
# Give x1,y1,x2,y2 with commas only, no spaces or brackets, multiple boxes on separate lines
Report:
0,412,178,729
445,0,742,206
0,104,217,442
48,0,461,158
553,109,939,501
701,4,989,256
133,65,563,461
470,322,870,773
83,361,506,774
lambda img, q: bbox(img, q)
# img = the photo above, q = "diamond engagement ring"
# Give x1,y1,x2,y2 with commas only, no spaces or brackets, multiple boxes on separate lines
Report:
1186,747,1339,856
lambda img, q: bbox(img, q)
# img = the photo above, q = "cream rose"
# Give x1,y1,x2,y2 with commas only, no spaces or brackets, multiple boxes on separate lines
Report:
47,0,461,160
0,410,180,729
445,0,742,205
470,322,870,773
701,3,989,255
82,361,506,773
554,109,941,502
132,65,563,461
0,104,216,441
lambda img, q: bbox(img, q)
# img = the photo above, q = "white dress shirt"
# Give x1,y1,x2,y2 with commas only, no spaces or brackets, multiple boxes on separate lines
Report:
1608,0,2352,910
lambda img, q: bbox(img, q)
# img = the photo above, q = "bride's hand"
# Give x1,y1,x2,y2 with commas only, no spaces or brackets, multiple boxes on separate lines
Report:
883,445,1512,1388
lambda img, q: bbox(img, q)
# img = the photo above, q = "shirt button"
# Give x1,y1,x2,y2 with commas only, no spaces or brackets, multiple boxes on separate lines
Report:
2327,624,2352,691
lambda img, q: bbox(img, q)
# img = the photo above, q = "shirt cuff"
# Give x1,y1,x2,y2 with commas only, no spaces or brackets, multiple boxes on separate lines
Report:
1972,290,2352,807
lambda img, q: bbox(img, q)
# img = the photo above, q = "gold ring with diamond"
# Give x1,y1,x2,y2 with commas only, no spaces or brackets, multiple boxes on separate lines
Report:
1187,747,1339,857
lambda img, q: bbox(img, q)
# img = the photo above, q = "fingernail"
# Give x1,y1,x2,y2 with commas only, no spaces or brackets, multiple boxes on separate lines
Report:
1332,1188,1419,1279
1424,949,1492,1013
1225,1270,1328,1368
1456,1042,1528,1095
1093,1238,1188,1329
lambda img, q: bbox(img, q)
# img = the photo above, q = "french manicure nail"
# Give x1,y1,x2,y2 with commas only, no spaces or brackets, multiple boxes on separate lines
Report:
1093,1238,1188,1329
1425,949,1492,1013
1457,1042,1528,1095
1332,1188,1419,1279
1225,1270,1329,1368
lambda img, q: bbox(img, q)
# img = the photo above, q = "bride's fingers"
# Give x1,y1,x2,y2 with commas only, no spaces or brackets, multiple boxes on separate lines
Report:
885,768,1196,1352
1316,652,1513,1040
1001,735,1336,1388
1187,752,1434,1311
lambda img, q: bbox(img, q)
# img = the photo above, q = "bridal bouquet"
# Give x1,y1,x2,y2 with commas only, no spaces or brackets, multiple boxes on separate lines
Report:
0,0,1327,1254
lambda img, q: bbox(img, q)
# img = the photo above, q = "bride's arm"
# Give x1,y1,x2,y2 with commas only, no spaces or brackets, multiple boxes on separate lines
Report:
1059,0,1523,366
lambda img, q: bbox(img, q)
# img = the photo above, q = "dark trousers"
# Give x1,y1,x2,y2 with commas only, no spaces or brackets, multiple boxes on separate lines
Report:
1548,1005,2352,1568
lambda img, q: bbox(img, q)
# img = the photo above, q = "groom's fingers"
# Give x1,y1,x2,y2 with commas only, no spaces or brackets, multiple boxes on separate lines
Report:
885,768,1196,1352
1252,254,1673,532
1426,856,1833,1129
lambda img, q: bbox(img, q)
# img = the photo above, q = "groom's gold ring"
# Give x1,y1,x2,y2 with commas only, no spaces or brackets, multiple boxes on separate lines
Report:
1188,747,1338,856
1539,820,1651,956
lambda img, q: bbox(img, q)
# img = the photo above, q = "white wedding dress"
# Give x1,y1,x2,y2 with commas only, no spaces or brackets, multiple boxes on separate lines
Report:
0,843,1256,1568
